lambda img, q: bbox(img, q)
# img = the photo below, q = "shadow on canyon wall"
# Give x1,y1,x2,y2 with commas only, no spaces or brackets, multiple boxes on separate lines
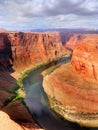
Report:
1,31,98,130
0,70,40,130
0,32,38,129
0,33,14,72
59,32,73,46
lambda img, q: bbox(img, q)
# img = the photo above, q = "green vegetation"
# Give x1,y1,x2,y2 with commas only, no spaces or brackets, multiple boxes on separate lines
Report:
48,95,98,128
65,49,72,57
41,56,71,77
12,52,72,102
41,65,58,77
12,59,61,101
13,88,26,101
12,62,46,101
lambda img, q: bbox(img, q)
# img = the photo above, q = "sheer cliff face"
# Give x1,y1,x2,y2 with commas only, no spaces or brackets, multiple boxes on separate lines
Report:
0,33,13,70
0,32,66,70
71,34,98,83
43,34,98,126
65,34,85,50
0,32,86,71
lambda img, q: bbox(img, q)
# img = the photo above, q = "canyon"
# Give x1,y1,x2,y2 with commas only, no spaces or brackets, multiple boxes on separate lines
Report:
43,34,98,127
0,32,67,71
1,31,98,129
0,31,68,130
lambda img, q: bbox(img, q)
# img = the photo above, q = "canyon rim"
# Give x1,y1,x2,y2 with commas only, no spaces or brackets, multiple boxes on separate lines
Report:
0,0,98,129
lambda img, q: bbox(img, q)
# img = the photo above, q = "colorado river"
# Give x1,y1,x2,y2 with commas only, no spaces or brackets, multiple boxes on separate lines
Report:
23,57,97,130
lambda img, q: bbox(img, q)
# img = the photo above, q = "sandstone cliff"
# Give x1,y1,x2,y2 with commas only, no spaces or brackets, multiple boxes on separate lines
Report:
0,32,66,71
65,34,85,50
0,69,43,130
0,31,68,130
0,110,43,130
43,34,98,127
71,34,98,83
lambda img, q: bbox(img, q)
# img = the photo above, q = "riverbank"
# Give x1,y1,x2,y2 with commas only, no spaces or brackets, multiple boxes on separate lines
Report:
43,62,98,127
0,60,53,130
0,53,71,130
0,70,42,130
14,54,71,101
22,55,75,130
0,60,55,130
0,31,72,130
48,95,98,128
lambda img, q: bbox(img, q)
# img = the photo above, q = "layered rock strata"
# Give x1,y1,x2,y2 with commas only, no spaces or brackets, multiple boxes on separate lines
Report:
0,31,67,130
71,34,98,83
43,34,98,127
0,32,66,71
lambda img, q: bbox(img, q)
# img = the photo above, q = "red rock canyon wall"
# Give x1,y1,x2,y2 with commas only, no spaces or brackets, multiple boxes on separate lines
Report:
0,32,66,71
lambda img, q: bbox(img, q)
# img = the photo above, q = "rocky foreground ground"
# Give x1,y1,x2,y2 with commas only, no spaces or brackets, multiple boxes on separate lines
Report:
0,70,43,130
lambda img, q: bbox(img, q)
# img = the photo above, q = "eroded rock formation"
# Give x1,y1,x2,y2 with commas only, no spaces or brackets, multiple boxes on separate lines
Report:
2,31,98,128
0,31,68,130
0,70,43,130
43,34,98,127
0,110,43,130
0,32,66,71
65,34,85,50
71,34,98,83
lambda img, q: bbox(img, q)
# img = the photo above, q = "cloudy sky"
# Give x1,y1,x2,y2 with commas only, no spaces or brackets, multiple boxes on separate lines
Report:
0,0,98,30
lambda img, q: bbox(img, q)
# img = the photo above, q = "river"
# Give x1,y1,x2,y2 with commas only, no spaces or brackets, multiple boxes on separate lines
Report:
23,57,98,130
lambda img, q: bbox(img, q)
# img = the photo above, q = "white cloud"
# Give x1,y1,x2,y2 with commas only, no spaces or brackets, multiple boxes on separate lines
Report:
0,0,98,30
